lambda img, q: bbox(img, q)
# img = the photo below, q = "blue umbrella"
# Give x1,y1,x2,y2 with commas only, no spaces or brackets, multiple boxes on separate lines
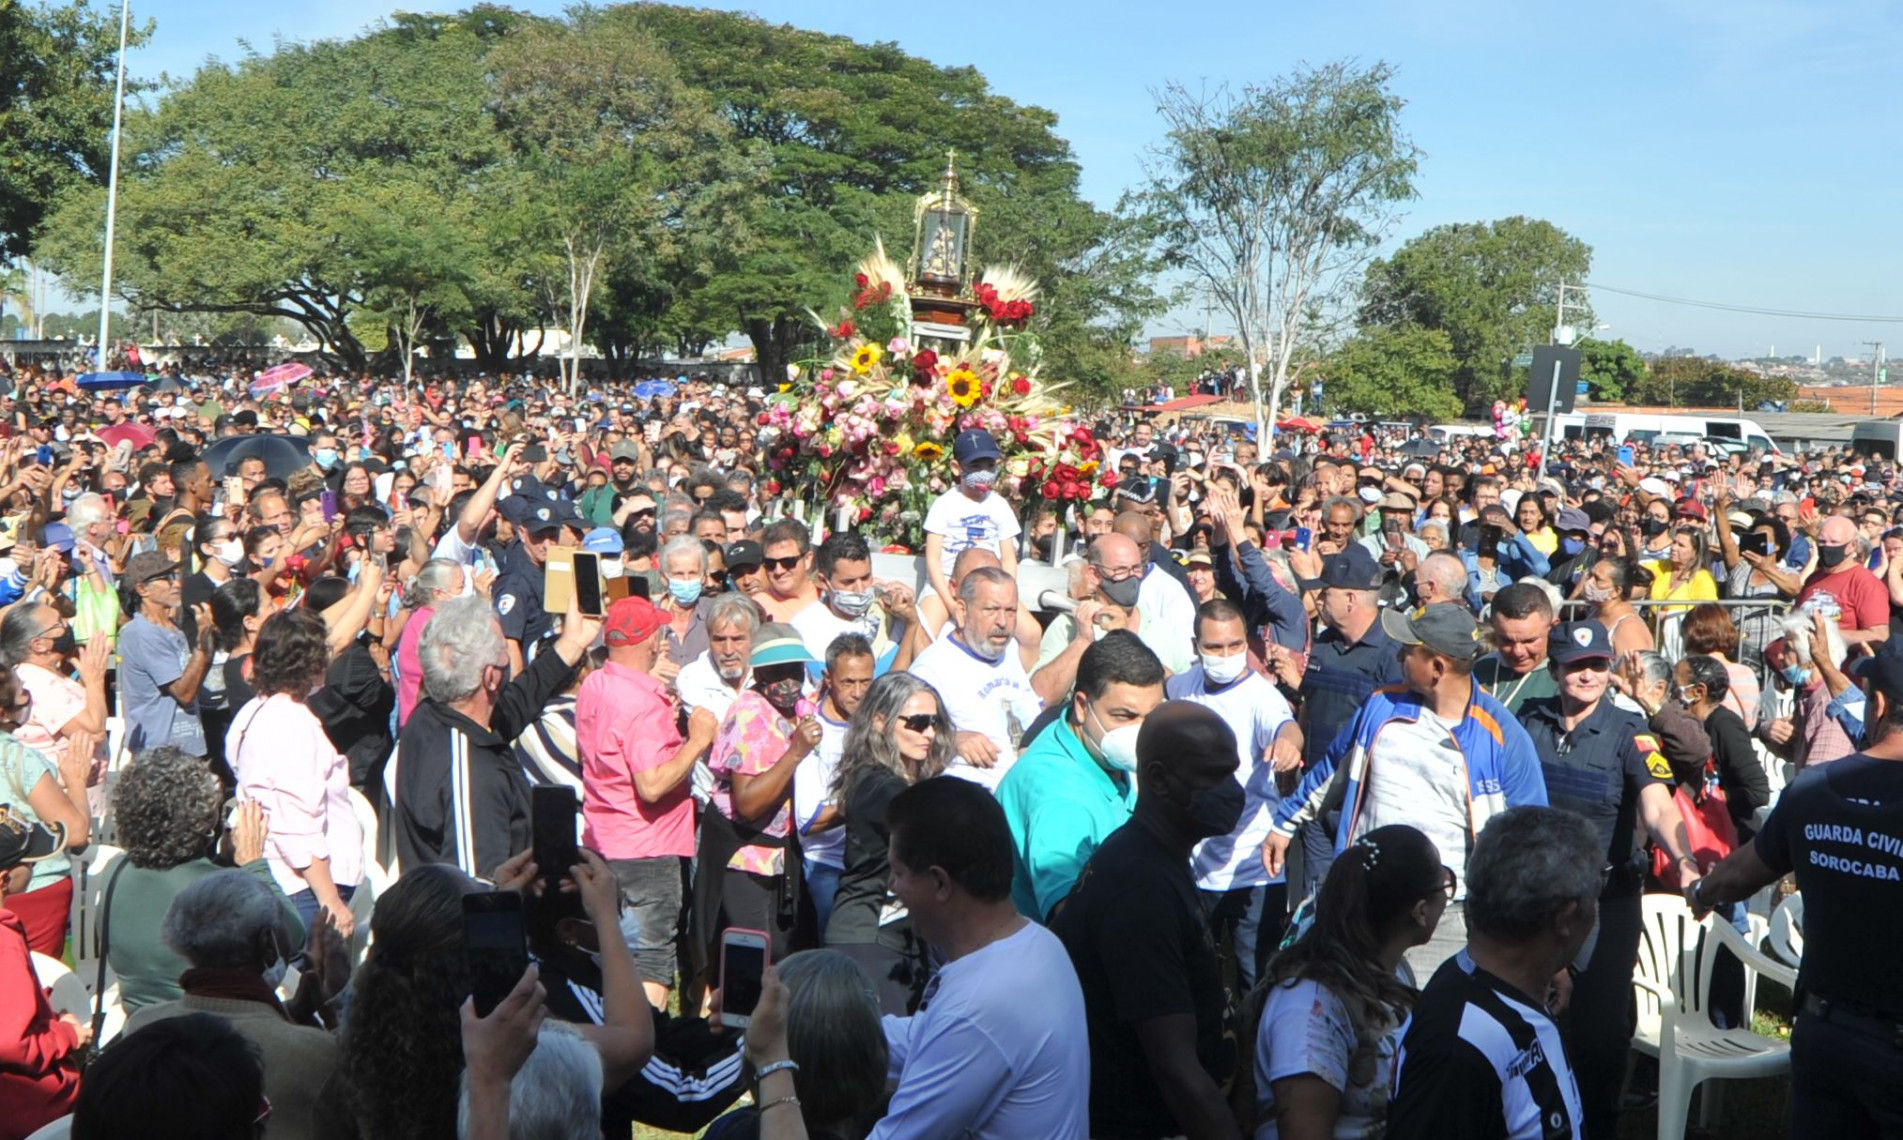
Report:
75,371,150,391
633,379,677,400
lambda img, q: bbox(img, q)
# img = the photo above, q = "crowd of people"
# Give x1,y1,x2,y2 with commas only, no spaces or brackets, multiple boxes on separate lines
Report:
0,352,1898,1140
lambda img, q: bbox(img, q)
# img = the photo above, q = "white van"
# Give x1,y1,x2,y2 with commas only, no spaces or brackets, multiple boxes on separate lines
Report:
1553,412,1781,455
1850,421,1903,461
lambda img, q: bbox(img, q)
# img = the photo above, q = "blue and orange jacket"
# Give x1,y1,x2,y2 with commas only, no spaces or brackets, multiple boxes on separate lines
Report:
1269,679,1548,850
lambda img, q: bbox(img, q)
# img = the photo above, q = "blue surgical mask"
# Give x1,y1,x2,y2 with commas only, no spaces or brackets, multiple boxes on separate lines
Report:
1781,663,1813,687
1560,536,1586,558
667,578,703,607
314,448,338,470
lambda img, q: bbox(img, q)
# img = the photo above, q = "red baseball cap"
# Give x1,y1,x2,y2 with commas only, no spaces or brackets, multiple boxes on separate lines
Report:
604,596,666,646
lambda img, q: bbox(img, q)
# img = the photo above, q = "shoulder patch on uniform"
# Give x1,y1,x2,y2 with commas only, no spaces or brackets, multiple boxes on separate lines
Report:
498,594,516,615
1635,733,1661,751
1642,745,1672,780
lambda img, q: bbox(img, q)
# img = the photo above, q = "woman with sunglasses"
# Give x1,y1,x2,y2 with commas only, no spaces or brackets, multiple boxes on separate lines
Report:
1250,824,1448,1140
823,671,953,1015
1517,620,1700,1139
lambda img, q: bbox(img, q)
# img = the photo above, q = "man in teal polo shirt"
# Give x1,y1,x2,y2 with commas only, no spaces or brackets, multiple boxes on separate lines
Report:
998,631,1166,921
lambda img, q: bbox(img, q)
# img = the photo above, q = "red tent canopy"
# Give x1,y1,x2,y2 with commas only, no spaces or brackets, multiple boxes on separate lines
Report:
1276,416,1323,433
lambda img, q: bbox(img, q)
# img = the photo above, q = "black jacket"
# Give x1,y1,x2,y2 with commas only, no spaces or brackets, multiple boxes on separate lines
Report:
393,646,575,879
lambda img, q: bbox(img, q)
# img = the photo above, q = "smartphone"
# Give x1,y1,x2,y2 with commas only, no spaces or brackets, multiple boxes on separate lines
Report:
462,891,529,1017
718,928,770,1030
224,475,244,503
320,488,338,523
1617,445,1635,467
1381,515,1403,548
1741,531,1770,558
1294,526,1312,552
34,444,50,466
1481,524,1504,559
532,785,578,886
572,550,604,617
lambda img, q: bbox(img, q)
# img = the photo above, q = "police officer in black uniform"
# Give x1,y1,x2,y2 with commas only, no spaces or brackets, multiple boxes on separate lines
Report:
1519,620,1702,1140
1694,646,1903,1135
491,480,585,674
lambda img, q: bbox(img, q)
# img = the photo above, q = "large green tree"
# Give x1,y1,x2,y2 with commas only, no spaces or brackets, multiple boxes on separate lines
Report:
617,4,1159,397
0,0,152,264
1129,61,1420,436
1576,335,1645,403
33,8,532,369
1629,356,1797,409
1321,325,1462,420
1359,216,1591,411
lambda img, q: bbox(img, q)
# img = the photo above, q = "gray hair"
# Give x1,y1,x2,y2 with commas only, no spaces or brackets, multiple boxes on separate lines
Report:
420,594,505,704
1465,806,1603,942
831,671,952,805
706,591,761,638
457,1020,601,1140
658,506,694,535
0,600,53,665
160,869,285,969
658,534,708,578
1784,609,1845,668
67,492,112,532
1418,518,1449,544
956,564,1016,609
1418,551,1468,599
406,558,464,611
1321,495,1363,522
775,950,890,1126
1634,649,1674,689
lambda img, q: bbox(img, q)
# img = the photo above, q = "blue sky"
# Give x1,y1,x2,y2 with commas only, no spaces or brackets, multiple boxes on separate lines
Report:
92,0,1903,359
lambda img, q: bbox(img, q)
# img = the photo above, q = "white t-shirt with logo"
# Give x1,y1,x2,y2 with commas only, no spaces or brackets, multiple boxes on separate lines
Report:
794,707,850,870
923,488,1021,582
1355,708,1472,896
1166,665,1294,891
908,632,1042,791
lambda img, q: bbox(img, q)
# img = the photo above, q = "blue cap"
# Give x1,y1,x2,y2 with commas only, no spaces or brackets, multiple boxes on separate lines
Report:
582,527,624,555
952,429,1001,465
1317,544,1383,590
1549,620,1613,665
41,523,74,554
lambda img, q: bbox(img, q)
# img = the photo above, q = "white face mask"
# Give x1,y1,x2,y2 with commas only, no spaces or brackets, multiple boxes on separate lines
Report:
1582,581,1615,604
601,558,625,579
1201,651,1249,685
212,538,245,567
1086,702,1143,772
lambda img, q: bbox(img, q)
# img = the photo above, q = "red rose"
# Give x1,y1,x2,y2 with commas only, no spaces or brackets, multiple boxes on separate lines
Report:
858,506,872,523
884,440,900,456
1060,481,1081,499
854,272,869,287
1011,376,1032,397
764,479,781,496
1100,471,1119,489
1054,463,1080,483
833,319,856,338
756,412,770,425
1041,480,1061,499
911,349,939,377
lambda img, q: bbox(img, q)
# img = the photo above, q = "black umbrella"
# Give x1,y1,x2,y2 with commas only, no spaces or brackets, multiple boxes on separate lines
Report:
1399,437,1444,459
200,433,312,480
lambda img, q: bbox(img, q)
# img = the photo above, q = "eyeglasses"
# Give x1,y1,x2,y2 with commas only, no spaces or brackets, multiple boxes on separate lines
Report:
628,508,656,520
898,713,938,734
764,555,803,572
708,570,730,586
1092,564,1143,582
1440,867,1458,900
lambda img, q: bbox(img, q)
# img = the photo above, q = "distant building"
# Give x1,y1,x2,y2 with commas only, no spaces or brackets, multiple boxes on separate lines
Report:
1147,334,1232,358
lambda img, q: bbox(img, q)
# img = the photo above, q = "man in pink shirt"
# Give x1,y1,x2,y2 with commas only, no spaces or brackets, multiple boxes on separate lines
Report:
578,595,719,1007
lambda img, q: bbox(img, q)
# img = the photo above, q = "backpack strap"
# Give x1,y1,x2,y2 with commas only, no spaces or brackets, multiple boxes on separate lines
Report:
91,857,128,1045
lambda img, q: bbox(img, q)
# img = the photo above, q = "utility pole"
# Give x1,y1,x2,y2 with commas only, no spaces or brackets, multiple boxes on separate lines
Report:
1538,280,1588,478
1866,341,1886,416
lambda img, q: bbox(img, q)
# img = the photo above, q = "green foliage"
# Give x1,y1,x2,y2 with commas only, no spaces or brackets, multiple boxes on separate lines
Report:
1359,216,1591,411
0,0,153,264
1576,336,1645,403
614,4,1161,398
1129,61,1420,429
1629,356,1797,409
1320,325,1462,421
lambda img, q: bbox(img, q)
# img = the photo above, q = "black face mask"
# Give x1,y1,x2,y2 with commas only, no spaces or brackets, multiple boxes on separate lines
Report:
1182,775,1246,840
1642,517,1669,538
1818,543,1850,570
49,629,77,658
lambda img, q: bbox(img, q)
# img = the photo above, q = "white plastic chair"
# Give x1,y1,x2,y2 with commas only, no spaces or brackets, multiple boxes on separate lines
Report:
1766,894,1804,967
346,787,390,896
29,952,89,1022
66,842,124,968
1634,895,1791,1140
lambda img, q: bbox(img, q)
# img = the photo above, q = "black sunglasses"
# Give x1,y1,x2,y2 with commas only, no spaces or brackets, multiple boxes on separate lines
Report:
708,570,729,586
764,555,803,572
898,713,938,733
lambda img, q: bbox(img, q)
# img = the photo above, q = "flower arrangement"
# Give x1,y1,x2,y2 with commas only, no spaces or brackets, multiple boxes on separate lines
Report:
759,241,1097,547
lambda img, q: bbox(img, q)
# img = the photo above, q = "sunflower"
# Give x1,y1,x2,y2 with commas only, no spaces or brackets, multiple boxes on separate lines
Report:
914,441,945,461
946,367,981,407
850,342,883,375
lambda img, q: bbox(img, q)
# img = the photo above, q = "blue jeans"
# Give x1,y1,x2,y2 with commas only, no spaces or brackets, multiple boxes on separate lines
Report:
805,859,842,937
290,883,356,936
